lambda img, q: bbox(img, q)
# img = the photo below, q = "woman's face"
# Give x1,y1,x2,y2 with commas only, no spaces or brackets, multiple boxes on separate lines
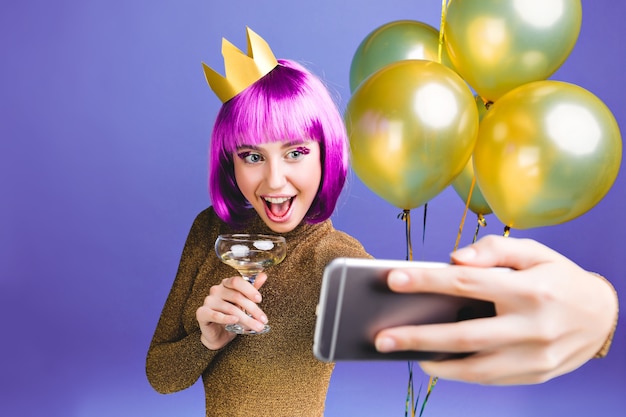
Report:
233,140,322,233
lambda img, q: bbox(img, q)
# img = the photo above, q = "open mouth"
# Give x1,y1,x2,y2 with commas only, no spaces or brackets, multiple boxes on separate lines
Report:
263,196,294,220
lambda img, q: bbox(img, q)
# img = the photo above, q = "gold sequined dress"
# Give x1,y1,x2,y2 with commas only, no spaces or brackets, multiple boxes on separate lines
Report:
146,207,371,416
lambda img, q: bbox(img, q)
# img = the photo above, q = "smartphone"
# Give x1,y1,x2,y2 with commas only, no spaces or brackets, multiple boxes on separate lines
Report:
313,257,496,362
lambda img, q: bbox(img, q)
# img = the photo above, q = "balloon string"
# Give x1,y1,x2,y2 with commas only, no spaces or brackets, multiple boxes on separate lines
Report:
397,209,413,261
398,209,415,417
454,175,476,251
422,203,428,249
405,361,415,417
421,376,438,416
473,213,487,243
422,199,438,404
438,0,450,63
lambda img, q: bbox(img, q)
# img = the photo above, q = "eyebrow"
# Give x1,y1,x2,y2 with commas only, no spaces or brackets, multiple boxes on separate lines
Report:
236,140,313,150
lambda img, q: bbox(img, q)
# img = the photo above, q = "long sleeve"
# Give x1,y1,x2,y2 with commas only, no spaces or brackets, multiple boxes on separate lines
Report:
145,209,221,393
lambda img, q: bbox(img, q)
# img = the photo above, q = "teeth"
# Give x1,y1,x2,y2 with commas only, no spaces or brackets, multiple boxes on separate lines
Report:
264,196,291,204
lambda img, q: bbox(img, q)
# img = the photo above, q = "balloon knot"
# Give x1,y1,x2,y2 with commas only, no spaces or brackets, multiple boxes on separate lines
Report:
397,209,411,221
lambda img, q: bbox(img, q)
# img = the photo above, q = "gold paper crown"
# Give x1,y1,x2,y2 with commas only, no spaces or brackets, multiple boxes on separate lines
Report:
202,27,279,103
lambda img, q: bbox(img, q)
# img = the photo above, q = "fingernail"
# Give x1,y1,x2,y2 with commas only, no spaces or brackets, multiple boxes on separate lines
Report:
452,246,476,262
376,336,396,352
389,271,410,287
260,314,268,324
254,294,262,303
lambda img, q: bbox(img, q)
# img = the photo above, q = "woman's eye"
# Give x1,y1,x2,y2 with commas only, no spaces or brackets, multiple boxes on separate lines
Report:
287,146,310,160
237,151,263,163
287,150,301,159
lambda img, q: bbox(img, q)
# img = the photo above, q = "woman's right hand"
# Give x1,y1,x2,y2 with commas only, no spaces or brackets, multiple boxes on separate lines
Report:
373,235,618,385
195,272,268,350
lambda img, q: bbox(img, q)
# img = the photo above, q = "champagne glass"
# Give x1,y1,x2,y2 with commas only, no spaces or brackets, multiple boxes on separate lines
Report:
215,233,287,334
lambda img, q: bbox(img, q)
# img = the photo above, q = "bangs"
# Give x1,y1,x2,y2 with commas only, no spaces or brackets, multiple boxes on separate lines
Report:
216,62,325,153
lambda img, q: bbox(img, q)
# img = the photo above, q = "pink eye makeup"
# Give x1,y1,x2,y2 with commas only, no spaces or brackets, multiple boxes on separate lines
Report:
236,150,252,159
294,146,311,155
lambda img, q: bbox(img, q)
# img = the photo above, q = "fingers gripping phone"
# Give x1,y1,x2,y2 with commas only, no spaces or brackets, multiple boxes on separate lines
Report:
313,257,496,362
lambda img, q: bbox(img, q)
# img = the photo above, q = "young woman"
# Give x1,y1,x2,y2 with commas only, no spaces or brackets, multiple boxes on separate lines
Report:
146,29,372,416
146,27,618,416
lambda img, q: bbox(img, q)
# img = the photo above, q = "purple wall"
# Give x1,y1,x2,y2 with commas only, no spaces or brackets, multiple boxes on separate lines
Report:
1,0,624,415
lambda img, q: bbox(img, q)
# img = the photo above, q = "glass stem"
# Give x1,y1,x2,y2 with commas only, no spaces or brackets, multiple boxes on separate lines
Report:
243,274,258,285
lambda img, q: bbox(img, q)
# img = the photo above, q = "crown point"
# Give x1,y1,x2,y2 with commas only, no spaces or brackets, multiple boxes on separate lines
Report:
202,27,279,103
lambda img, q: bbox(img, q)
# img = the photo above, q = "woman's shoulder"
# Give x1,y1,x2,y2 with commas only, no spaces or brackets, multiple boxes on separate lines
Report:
327,227,364,247
184,206,227,241
193,206,217,221
189,206,223,229
310,221,373,263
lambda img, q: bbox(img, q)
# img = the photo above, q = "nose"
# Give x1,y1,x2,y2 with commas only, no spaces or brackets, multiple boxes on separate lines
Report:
265,158,287,190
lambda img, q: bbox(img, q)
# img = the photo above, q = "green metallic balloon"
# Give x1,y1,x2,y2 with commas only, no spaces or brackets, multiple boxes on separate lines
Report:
473,81,622,229
451,95,493,215
444,0,582,101
346,60,478,210
349,20,455,93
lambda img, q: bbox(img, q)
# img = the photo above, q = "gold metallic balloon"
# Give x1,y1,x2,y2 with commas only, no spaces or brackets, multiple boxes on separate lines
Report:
349,20,455,93
452,95,493,215
473,80,622,229
346,60,479,210
444,0,582,101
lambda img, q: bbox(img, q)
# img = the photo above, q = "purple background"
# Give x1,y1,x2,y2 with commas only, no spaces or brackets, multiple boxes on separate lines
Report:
1,0,624,416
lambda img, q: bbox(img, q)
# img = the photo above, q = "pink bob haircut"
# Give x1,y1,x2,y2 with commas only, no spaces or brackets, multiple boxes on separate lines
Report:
209,59,349,228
